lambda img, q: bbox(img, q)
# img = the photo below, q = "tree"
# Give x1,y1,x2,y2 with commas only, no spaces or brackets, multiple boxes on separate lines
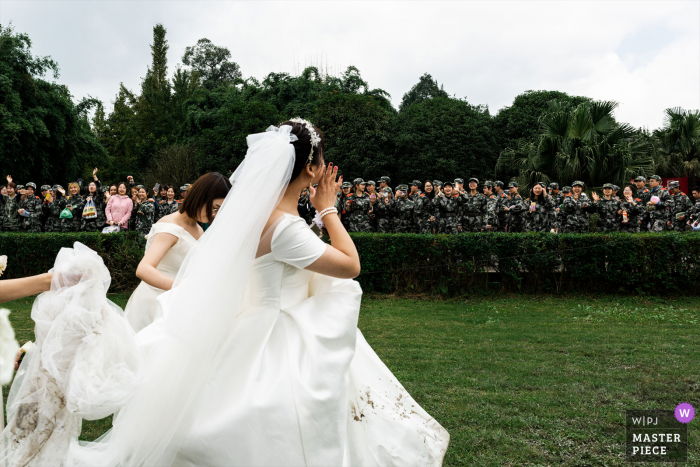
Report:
393,97,498,183
142,144,198,189
0,23,108,184
399,73,449,112
496,100,655,190
314,91,395,180
182,38,242,90
491,90,590,155
181,87,281,174
653,107,700,178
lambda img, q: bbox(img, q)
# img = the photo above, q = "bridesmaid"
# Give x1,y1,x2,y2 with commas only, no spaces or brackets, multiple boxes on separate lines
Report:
125,173,231,332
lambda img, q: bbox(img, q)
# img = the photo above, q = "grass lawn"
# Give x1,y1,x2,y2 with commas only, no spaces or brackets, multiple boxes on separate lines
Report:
3,292,699,466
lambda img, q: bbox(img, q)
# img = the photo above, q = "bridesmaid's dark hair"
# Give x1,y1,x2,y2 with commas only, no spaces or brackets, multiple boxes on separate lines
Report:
179,172,232,222
280,120,325,181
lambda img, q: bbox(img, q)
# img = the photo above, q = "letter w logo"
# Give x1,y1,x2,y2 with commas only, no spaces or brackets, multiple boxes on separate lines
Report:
679,409,691,418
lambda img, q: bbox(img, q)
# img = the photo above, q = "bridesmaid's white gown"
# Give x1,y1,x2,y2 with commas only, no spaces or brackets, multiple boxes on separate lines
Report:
124,222,196,332
171,214,449,466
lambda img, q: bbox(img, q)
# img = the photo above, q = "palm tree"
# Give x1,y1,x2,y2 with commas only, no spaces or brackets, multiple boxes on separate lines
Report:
653,107,700,178
496,100,655,190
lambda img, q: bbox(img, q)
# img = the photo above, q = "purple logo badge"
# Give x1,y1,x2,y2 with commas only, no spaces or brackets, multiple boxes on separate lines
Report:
675,403,694,423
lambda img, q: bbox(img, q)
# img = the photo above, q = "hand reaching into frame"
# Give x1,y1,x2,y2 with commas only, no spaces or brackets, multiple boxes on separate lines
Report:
309,163,341,212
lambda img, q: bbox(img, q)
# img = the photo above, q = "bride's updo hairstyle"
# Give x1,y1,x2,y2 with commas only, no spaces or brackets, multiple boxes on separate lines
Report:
179,172,232,222
281,120,325,181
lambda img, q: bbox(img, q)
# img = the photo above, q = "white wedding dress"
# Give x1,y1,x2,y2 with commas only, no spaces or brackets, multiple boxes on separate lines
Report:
169,213,449,466
125,222,197,332
1,125,449,467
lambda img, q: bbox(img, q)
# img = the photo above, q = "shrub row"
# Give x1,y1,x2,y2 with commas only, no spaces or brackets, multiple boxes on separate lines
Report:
2,232,699,296
0,232,146,293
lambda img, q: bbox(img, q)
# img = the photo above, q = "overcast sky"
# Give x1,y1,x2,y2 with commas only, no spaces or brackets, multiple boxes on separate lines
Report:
2,1,699,130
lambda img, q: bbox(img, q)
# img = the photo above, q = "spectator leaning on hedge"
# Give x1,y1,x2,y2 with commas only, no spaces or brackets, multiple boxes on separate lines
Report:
106,182,133,230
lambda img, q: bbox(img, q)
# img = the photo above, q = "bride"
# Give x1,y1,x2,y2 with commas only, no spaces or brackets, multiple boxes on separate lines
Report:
125,172,231,332
3,120,449,466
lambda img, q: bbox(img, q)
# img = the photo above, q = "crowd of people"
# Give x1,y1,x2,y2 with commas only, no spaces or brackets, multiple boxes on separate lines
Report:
0,170,192,235
4,170,700,236
299,175,700,234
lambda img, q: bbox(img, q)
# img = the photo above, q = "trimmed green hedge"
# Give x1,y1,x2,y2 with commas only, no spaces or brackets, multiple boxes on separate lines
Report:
2,232,699,295
0,232,146,293
352,232,700,295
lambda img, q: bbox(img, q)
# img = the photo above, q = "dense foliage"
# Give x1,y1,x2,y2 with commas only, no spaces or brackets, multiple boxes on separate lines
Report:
3,231,698,296
1,22,697,190
0,24,108,184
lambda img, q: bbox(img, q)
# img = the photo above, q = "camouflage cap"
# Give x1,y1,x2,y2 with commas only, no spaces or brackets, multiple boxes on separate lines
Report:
410,180,422,188
382,187,393,193
494,180,504,188
136,184,145,189
366,180,376,186
549,182,559,189
432,180,443,187
562,186,572,192
572,180,585,188
16,184,24,190
650,175,662,181
341,181,352,189
603,183,614,189
484,180,494,187
507,181,519,188
25,182,37,189
353,178,365,185
40,185,51,191
101,187,109,192
184,183,191,187
468,177,479,185
52,184,63,191
454,178,464,184
443,181,454,187
612,185,620,191
180,186,188,191
397,184,409,191
633,175,647,182
379,176,391,183
537,181,547,188
669,180,680,188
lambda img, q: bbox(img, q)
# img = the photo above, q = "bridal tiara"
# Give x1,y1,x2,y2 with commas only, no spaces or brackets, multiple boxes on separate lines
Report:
289,117,321,163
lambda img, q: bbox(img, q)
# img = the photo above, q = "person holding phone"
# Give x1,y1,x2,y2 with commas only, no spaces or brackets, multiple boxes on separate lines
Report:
2,176,21,232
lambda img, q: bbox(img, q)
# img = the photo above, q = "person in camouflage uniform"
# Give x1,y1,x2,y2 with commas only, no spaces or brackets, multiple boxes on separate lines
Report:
133,187,156,235
378,176,391,192
373,187,394,233
2,179,22,232
346,178,372,233
612,185,620,201
492,181,509,232
667,181,693,231
409,180,435,233
365,181,378,231
633,176,652,229
43,186,64,232
504,182,526,232
482,181,499,231
686,186,700,229
157,187,181,221
392,184,415,233
461,178,485,232
560,181,594,233
554,186,573,231
645,175,672,232
59,183,85,232
81,180,107,232
549,183,564,231
339,181,353,230
618,185,643,233
591,183,621,232
522,183,555,232
434,181,461,234
19,183,43,232
298,187,316,225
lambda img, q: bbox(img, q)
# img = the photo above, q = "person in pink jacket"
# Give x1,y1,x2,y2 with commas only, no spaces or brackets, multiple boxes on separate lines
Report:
106,181,134,230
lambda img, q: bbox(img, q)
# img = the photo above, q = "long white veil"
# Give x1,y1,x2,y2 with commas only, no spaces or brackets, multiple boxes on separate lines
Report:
68,125,297,466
